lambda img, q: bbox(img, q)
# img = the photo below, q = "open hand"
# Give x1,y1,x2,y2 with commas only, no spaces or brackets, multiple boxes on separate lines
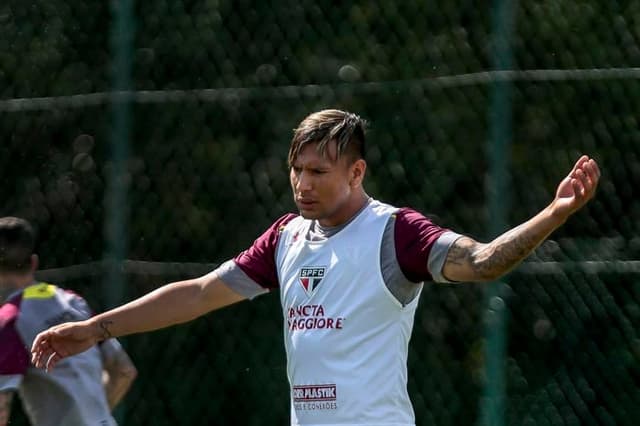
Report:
31,320,100,372
552,155,600,219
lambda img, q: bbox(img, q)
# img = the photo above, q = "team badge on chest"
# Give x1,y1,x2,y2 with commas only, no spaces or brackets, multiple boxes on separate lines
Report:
298,267,326,297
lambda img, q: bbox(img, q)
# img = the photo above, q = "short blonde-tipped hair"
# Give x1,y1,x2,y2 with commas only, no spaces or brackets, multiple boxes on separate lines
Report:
288,109,367,166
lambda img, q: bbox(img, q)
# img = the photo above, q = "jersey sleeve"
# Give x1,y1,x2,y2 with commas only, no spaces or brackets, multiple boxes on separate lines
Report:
394,208,462,283
67,291,93,319
231,213,298,290
215,260,270,299
0,297,29,391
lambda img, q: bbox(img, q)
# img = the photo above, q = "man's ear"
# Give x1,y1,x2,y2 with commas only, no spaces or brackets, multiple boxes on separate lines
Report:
350,159,367,187
30,254,39,273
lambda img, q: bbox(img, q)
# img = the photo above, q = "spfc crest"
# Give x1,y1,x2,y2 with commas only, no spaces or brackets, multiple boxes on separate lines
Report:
298,267,326,297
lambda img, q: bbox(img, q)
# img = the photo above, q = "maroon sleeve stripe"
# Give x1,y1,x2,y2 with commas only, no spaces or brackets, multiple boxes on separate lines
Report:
234,213,298,290
394,208,449,283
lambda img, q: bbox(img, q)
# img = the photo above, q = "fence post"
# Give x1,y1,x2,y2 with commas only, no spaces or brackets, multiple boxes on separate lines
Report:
105,0,134,423
480,1,517,426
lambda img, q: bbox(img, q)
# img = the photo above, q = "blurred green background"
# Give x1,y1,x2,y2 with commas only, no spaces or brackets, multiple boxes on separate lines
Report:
1,0,639,425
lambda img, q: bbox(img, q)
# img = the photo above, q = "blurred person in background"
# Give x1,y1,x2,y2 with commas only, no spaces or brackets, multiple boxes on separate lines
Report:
0,217,137,426
31,109,600,426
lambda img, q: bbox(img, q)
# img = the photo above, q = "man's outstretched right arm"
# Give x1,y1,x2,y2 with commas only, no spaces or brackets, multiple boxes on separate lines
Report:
31,271,245,371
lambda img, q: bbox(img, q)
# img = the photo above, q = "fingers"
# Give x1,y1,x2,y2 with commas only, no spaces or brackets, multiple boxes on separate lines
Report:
571,178,584,199
584,158,601,183
573,169,591,197
31,336,50,369
31,332,47,368
45,353,63,372
570,155,590,175
570,155,600,200
554,155,601,217
31,330,65,370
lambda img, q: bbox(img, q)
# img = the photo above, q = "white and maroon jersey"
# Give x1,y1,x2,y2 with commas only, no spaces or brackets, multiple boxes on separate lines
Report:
218,199,462,426
279,200,418,425
0,283,117,426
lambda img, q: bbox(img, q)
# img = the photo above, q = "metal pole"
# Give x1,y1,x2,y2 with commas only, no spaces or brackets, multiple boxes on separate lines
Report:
480,1,517,426
105,0,134,422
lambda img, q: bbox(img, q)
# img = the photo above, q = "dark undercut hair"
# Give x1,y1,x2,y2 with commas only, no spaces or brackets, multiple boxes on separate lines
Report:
0,217,36,273
288,109,367,166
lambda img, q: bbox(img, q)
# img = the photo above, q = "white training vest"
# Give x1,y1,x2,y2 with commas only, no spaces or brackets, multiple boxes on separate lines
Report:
276,200,421,426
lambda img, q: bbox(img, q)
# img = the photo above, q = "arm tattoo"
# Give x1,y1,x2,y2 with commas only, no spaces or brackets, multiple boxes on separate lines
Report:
99,320,114,340
448,224,545,281
472,230,540,279
0,391,13,425
446,237,475,267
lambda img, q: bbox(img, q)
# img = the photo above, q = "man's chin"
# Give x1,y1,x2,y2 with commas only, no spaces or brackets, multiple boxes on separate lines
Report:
298,209,322,220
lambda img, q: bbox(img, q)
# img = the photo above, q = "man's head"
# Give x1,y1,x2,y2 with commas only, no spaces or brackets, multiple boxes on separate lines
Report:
0,217,38,293
288,109,366,167
288,109,369,227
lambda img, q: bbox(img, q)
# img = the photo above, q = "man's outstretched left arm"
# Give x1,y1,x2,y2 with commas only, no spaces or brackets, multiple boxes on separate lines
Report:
442,155,600,283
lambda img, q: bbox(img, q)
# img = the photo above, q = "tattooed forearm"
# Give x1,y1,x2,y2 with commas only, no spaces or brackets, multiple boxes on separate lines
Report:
470,227,543,279
445,219,552,282
0,391,13,426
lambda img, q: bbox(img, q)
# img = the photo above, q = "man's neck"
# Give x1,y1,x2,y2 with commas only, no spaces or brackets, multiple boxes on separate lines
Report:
316,196,371,231
317,190,370,228
16,277,37,289
0,277,36,300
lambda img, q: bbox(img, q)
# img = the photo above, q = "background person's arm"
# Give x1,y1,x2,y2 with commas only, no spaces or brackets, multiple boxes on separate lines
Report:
31,271,245,371
100,340,138,410
442,155,600,283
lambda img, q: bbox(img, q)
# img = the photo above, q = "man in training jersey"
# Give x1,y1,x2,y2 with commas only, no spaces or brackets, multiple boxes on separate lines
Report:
31,110,600,426
0,217,137,426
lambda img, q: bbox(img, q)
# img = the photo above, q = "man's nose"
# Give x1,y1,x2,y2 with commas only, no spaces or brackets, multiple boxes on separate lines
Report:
296,171,312,192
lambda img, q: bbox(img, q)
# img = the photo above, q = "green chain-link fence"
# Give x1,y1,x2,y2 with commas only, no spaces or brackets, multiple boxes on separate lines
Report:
1,1,639,425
